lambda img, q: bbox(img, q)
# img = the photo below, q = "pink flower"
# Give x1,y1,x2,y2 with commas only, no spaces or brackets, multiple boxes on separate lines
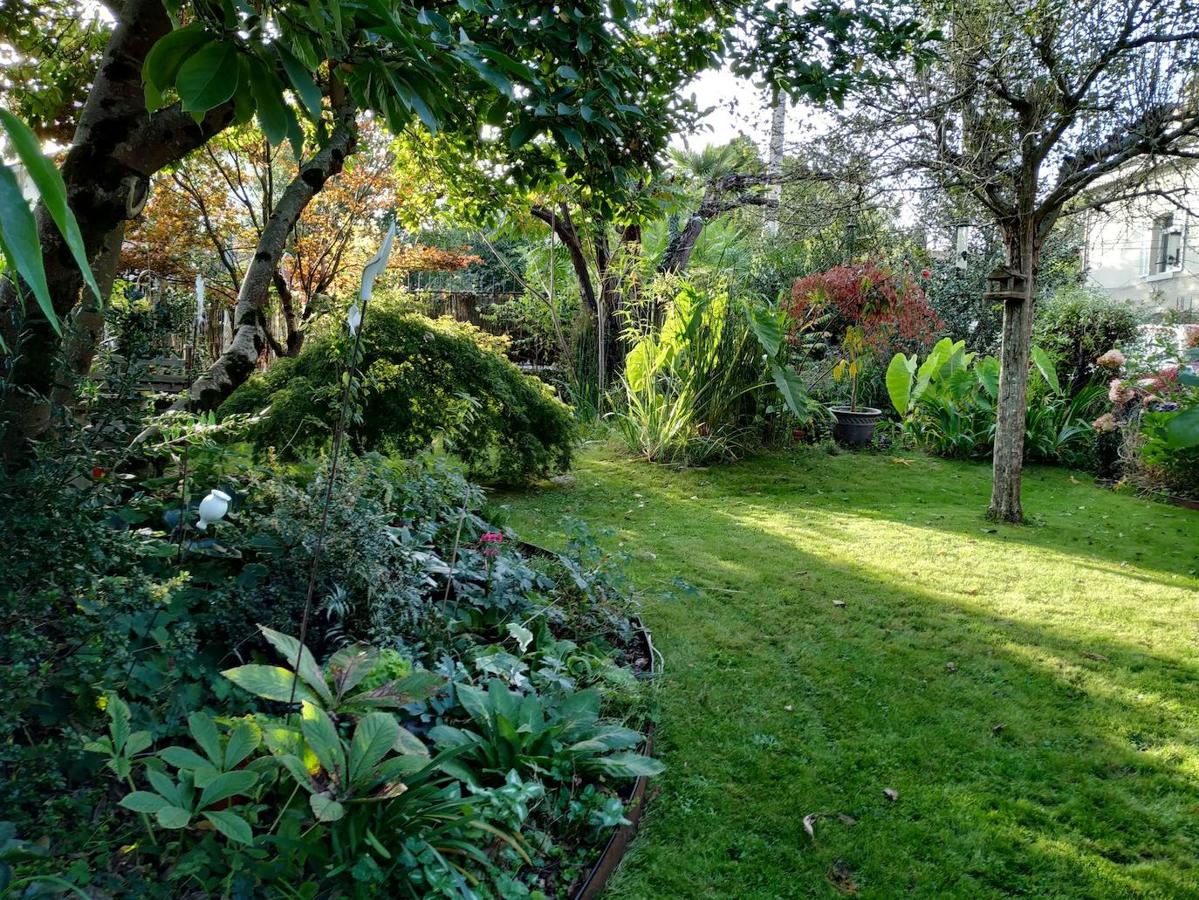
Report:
1108,378,1136,406
481,531,504,543
1091,413,1118,433
920,269,931,280
1095,349,1125,369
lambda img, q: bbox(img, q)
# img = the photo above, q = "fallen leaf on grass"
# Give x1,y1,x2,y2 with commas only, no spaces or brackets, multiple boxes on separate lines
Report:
992,723,1006,734
837,814,857,825
945,661,958,673
883,787,898,801
1083,651,1109,662
827,860,859,894
833,599,846,608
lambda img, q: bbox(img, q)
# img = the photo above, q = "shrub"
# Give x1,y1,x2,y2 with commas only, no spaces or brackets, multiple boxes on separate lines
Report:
1033,285,1142,393
219,309,575,483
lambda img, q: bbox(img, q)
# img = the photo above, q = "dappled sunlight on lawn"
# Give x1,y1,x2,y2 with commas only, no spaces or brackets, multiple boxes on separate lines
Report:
500,446,1199,897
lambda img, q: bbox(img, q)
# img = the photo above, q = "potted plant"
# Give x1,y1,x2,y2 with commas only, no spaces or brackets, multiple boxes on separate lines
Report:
828,325,883,444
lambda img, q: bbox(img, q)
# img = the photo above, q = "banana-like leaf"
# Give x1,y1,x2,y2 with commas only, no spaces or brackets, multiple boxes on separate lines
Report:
1031,346,1062,396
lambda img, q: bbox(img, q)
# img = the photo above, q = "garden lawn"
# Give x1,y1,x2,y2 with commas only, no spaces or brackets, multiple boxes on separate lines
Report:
497,445,1199,899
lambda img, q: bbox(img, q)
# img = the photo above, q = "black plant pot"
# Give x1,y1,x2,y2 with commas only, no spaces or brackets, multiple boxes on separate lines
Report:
829,406,882,446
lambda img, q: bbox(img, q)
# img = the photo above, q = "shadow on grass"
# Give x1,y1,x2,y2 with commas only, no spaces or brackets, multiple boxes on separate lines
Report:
501,453,1199,898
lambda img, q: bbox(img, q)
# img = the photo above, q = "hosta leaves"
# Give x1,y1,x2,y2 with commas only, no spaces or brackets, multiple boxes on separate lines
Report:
586,752,664,779
203,810,254,845
222,665,321,704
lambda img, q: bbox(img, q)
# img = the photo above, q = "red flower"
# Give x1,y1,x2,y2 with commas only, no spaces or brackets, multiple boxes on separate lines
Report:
91,466,107,479
481,531,504,543
920,269,931,280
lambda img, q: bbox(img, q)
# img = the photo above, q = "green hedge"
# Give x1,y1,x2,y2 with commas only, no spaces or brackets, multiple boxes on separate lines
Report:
220,312,574,482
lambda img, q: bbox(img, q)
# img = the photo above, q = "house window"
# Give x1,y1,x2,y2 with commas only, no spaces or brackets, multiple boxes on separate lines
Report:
1149,214,1183,275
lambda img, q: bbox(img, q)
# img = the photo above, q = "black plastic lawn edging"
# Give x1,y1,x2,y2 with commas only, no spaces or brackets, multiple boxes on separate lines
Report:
513,538,662,899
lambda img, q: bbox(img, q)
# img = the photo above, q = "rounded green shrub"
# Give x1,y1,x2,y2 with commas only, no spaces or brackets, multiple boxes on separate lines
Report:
1033,286,1142,393
219,311,575,482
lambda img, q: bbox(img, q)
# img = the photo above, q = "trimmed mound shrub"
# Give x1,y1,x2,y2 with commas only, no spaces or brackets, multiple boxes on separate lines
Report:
219,311,574,482
1033,285,1142,393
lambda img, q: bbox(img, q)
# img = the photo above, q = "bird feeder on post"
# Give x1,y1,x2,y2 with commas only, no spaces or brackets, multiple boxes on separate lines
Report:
983,265,1028,302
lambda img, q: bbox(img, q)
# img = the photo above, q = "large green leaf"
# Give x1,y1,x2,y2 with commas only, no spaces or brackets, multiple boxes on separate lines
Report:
1165,405,1199,449
202,810,254,845
260,627,333,704
155,806,192,829
587,751,665,778
309,792,345,822
300,701,344,780
349,713,400,787
770,361,809,420
142,25,210,109
221,665,321,704
976,356,1001,398
198,770,257,810
1031,345,1062,396
745,302,785,358
914,337,953,402
175,41,240,113
886,352,916,415
0,109,100,304
223,720,262,770
119,791,169,814
188,712,222,767
0,162,56,336
247,59,289,147
278,45,324,120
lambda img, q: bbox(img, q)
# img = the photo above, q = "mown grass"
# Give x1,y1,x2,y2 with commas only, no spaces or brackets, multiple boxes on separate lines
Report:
496,444,1199,899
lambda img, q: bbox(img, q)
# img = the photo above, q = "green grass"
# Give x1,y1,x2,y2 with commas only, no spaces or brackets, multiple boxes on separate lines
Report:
496,444,1199,899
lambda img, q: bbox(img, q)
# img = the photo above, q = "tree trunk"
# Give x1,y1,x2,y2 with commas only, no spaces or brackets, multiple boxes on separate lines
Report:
50,220,126,411
180,102,357,411
0,0,235,459
764,88,785,237
988,219,1039,523
273,269,305,355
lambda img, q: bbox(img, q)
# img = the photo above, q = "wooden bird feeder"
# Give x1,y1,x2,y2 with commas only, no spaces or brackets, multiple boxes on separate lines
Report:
983,266,1028,301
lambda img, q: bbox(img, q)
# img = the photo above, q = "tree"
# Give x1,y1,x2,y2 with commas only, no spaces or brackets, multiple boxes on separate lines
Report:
849,0,1199,521
1,0,680,456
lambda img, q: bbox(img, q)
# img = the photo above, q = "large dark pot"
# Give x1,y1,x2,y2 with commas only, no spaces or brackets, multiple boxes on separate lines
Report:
829,406,882,446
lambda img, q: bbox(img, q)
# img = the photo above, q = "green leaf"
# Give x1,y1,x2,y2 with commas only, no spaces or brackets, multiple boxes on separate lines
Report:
142,25,210,108
770,361,809,420
160,746,212,771
310,792,345,822
1031,346,1061,396
976,356,1001,398
106,694,131,753
175,41,240,113
188,712,223,767
1165,405,1199,449
146,769,183,807
299,701,344,779
914,337,953,402
155,806,192,829
221,665,321,704
260,627,334,705
886,352,916,415
558,125,584,155
508,121,538,150
745,303,785,359
0,109,100,303
587,751,664,779
278,45,323,121
202,810,254,845
0,163,56,335
198,770,257,809
125,731,153,757
247,60,289,146
393,725,430,757
223,720,261,770
278,753,315,791
455,683,490,727
119,791,169,814
327,644,378,698
349,713,400,787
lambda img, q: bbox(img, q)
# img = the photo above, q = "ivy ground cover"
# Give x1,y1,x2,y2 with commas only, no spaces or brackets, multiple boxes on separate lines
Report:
500,446,1199,898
